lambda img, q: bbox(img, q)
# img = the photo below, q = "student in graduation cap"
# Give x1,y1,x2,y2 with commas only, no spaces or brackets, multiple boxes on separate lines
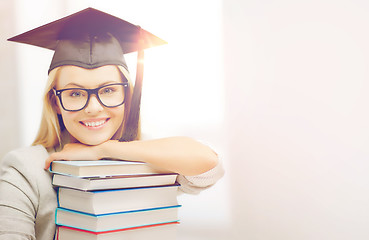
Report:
0,7,224,240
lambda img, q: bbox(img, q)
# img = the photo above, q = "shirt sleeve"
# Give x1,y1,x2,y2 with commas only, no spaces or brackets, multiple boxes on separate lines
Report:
0,150,38,240
177,156,225,195
140,133,225,195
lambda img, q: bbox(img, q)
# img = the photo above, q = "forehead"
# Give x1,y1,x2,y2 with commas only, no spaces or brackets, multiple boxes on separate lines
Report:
56,65,121,88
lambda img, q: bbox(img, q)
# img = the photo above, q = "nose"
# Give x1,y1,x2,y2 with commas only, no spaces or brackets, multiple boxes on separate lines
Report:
84,94,104,114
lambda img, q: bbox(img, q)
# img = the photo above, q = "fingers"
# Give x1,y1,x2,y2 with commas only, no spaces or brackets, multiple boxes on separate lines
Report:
44,152,62,170
44,143,101,170
44,155,54,170
44,143,76,170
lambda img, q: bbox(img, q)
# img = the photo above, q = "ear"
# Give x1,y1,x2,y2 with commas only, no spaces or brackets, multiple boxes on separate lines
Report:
51,92,62,114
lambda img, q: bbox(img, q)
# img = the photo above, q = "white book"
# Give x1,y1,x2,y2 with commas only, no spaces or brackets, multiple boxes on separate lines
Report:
53,173,178,191
58,184,179,215
50,160,172,177
56,205,181,232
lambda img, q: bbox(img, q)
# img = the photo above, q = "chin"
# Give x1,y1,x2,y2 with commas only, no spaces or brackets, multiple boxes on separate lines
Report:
78,136,111,146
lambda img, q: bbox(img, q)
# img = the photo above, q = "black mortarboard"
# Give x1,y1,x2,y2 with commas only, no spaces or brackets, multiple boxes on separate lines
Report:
8,7,167,142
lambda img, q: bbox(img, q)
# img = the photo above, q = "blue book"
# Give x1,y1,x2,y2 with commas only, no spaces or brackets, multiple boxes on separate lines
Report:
56,205,181,232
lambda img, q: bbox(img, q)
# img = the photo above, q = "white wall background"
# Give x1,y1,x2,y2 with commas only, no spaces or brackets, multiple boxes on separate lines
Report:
224,0,369,239
0,1,19,157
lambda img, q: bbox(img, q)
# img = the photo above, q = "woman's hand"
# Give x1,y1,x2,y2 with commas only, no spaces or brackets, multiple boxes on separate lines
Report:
44,143,102,170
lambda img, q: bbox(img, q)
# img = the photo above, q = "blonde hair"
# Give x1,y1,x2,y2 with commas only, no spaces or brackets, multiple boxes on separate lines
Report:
32,65,138,149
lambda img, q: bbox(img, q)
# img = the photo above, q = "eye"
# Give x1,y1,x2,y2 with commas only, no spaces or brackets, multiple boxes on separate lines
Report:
103,88,114,94
69,90,86,98
100,86,117,95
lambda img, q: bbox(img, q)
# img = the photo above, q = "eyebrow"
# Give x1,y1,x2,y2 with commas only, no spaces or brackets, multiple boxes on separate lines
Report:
63,81,120,89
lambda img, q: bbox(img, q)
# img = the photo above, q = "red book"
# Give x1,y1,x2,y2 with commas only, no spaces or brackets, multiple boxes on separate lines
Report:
57,222,179,240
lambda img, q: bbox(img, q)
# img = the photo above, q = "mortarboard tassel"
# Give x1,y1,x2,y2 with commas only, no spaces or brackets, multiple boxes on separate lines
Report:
119,27,144,142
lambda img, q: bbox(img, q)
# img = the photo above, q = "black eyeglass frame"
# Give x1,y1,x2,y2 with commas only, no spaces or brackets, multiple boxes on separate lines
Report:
54,82,129,112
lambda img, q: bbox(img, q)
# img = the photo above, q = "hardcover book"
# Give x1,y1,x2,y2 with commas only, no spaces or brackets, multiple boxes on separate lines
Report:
57,222,179,240
58,184,179,215
50,160,172,177
56,205,181,232
53,173,178,191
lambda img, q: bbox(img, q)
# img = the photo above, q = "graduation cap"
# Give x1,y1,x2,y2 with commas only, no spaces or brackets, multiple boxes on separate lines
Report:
8,7,167,142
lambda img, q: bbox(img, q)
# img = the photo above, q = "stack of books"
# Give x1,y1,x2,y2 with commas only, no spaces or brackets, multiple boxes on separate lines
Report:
50,160,181,240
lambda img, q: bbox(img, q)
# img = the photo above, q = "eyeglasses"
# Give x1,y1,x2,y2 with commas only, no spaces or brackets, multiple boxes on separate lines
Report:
54,83,129,112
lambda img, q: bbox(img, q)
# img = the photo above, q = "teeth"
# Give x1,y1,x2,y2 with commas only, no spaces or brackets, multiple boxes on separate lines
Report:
83,120,106,127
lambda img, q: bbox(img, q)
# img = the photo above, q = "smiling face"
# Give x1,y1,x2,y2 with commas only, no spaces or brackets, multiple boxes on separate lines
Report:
55,65,125,145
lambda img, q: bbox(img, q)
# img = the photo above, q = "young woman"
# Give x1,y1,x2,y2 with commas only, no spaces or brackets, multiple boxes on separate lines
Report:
0,8,224,240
